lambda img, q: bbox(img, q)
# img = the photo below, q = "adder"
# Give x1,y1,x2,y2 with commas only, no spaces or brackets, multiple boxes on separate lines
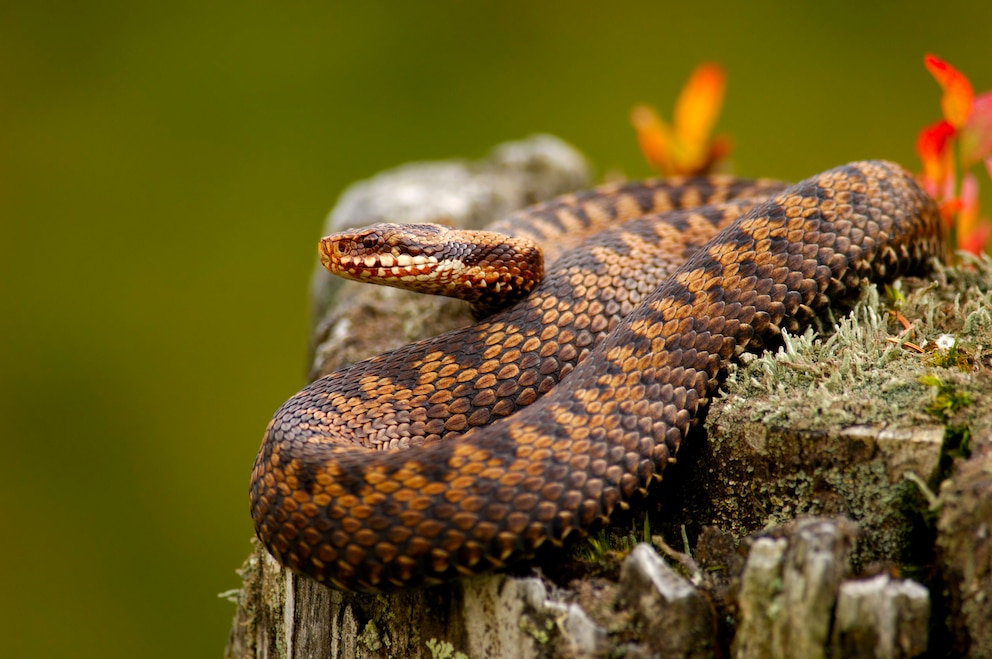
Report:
250,160,942,592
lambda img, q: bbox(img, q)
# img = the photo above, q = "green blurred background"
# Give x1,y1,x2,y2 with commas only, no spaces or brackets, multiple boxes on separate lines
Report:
2,1,989,656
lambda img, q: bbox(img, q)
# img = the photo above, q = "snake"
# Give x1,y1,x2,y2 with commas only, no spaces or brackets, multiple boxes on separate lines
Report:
250,161,942,592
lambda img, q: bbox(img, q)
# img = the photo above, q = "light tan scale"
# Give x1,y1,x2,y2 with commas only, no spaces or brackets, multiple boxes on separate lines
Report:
251,161,942,591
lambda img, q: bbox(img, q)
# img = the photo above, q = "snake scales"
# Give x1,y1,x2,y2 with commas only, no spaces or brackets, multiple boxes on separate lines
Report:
251,161,942,592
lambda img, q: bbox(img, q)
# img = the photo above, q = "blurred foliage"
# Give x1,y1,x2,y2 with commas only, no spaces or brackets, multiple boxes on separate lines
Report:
1,1,990,656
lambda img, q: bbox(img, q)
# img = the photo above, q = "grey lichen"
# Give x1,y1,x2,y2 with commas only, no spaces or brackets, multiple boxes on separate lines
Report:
719,286,933,430
718,254,992,434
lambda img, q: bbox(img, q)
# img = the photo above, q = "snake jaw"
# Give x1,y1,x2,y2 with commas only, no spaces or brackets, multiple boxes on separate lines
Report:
319,231,440,282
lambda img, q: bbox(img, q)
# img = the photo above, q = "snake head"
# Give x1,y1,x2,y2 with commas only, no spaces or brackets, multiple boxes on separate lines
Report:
319,222,544,315
319,223,445,282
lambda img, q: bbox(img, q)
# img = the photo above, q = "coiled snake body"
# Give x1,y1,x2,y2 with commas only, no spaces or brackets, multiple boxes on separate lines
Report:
251,161,942,592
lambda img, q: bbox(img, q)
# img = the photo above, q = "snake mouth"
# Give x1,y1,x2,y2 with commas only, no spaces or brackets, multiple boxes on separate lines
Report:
319,235,440,281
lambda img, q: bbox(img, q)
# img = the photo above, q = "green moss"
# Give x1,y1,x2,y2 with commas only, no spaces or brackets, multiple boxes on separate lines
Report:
926,337,972,370
920,375,973,420
425,638,469,659
356,621,383,652
573,516,652,564
519,615,555,645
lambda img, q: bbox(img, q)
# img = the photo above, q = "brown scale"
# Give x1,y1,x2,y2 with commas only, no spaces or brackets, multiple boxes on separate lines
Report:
486,174,788,263
250,161,942,591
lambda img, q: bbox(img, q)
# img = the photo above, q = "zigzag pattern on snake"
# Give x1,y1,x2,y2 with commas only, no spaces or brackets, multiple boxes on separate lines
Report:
250,161,942,592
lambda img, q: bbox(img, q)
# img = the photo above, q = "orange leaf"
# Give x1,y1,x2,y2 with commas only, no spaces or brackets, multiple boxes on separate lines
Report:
938,199,963,230
915,120,956,195
630,105,676,174
673,63,726,170
632,63,731,176
961,91,992,167
925,54,974,128
957,173,980,242
959,221,991,256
